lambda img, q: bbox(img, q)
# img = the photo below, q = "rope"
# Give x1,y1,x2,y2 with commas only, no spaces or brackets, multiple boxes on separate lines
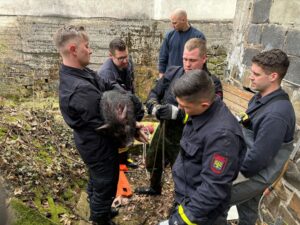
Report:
161,121,166,179
258,160,290,224
148,121,165,180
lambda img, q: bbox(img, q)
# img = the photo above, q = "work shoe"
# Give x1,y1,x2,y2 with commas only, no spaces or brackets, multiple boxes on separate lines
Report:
126,158,138,169
92,221,116,225
92,215,117,225
110,208,119,218
135,186,161,195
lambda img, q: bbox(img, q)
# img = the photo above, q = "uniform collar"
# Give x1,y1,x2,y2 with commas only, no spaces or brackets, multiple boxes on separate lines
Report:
189,96,221,131
60,64,99,88
247,87,287,114
253,87,285,105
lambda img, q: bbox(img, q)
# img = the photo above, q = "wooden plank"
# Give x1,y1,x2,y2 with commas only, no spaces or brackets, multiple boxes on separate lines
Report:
223,83,253,101
224,90,249,109
222,82,254,115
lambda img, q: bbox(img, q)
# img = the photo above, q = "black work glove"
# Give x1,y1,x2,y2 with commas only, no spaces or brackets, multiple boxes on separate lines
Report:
155,104,179,120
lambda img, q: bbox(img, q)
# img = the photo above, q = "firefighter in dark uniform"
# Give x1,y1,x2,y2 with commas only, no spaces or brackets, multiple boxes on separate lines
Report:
136,38,223,196
217,49,296,225
97,38,139,168
54,25,146,225
158,70,246,225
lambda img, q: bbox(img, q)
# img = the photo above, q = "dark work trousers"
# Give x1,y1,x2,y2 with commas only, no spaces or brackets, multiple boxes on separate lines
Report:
87,154,119,223
146,120,182,191
213,178,267,225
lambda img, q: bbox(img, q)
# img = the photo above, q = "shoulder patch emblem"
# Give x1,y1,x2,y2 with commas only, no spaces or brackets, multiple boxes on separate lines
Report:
211,153,228,174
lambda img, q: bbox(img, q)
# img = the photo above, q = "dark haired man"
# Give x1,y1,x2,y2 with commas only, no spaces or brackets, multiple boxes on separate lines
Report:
220,49,296,225
97,38,134,93
135,38,222,196
54,26,147,225
97,38,140,168
158,70,246,225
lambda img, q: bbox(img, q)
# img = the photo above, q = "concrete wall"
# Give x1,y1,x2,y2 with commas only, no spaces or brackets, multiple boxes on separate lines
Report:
0,8,232,98
0,0,236,20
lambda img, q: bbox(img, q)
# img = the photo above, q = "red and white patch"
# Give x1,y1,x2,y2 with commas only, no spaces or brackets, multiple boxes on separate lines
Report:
210,153,228,174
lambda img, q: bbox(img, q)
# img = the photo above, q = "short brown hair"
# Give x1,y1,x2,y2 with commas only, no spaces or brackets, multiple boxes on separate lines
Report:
184,38,207,57
53,25,88,53
252,49,290,80
109,38,127,55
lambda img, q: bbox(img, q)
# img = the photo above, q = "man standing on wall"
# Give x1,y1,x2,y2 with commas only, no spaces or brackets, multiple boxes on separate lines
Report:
54,25,146,225
135,38,223,196
218,49,296,225
158,8,206,78
97,38,141,168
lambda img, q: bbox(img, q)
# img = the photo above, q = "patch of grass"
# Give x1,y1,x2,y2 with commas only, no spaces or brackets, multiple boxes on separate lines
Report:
0,127,8,138
11,198,57,225
36,149,53,165
33,189,69,224
47,196,69,224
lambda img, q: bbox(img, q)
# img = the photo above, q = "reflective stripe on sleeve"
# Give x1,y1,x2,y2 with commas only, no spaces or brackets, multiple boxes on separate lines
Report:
178,205,197,225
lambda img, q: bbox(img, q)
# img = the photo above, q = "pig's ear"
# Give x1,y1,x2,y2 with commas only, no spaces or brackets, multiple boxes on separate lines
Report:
121,105,127,120
96,124,110,132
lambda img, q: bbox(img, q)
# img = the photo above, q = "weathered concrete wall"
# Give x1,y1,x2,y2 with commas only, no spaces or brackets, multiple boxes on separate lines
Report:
0,0,236,20
228,1,300,224
0,1,237,100
0,15,232,100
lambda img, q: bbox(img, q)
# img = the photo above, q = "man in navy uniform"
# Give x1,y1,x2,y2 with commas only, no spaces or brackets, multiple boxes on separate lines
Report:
219,49,296,225
54,25,146,225
98,38,140,168
135,38,222,196
158,8,205,78
159,69,246,225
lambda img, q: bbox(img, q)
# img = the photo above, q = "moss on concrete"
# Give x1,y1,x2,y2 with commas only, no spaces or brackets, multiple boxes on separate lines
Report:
33,189,69,224
11,198,57,225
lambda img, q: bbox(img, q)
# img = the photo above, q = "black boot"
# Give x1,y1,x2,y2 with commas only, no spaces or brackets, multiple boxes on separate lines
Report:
92,216,117,225
92,221,116,225
111,208,119,218
135,170,162,195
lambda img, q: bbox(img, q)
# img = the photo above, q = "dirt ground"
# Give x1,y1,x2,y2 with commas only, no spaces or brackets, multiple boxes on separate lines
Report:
0,97,175,225
113,154,175,225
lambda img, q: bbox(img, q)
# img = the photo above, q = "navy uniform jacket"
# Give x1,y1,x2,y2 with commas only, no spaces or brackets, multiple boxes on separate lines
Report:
170,98,246,225
59,64,122,167
158,26,205,74
146,66,223,140
97,58,135,93
241,88,295,177
146,66,223,112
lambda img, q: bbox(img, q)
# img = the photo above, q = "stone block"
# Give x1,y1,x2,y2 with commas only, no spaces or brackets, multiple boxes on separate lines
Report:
278,205,298,225
288,193,300,222
251,0,272,24
264,192,281,216
284,29,300,57
261,24,286,49
274,180,288,201
241,69,252,87
286,56,300,85
75,191,90,221
242,48,260,66
247,24,262,44
284,162,300,191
